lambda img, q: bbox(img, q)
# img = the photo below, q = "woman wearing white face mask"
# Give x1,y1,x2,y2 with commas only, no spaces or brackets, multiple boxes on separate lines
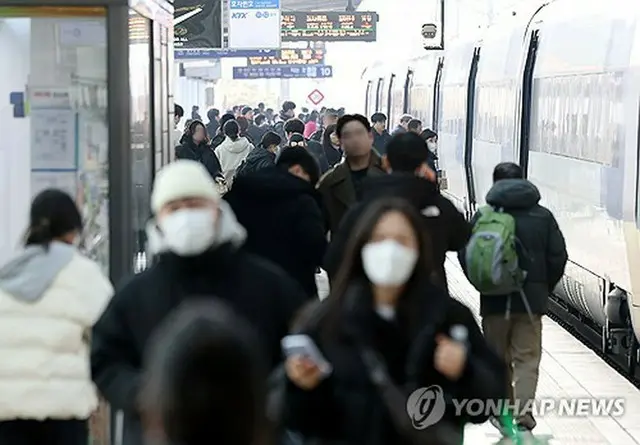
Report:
281,197,506,445
91,160,307,445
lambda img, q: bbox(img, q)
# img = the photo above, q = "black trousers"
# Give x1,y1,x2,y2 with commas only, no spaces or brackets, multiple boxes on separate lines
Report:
0,419,87,445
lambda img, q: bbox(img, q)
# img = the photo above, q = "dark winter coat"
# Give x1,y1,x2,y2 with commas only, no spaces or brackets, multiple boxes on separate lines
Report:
324,174,471,289
225,167,327,297
317,152,386,234
372,129,392,155
306,139,330,174
210,132,226,150
282,280,507,445
206,120,219,138
91,244,306,445
459,179,568,316
246,124,268,145
175,139,222,179
235,145,276,178
323,143,343,168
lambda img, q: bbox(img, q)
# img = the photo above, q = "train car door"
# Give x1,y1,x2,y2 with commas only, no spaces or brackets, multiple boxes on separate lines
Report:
465,48,481,216
387,73,396,122
375,78,384,113
518,30,540,176
433,57,444,132
404,70,413,114
365,81,372,118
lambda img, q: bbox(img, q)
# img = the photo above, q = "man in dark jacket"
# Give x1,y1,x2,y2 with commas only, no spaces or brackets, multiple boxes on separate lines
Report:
235,131,281,178
392,114,412,135
460,161,568,435
317,114,386,234
273,100,296,140
246,113,269,144
205,108,220,137
284,118,330,174
226,148,326,298
91,160,306,445
371,112,392,155
323,132,471,288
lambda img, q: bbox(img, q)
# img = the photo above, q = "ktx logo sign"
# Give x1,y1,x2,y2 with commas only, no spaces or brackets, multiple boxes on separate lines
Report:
232,12,248,19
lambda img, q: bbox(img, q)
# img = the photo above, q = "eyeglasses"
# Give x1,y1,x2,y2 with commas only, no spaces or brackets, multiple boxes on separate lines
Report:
290,141,306,148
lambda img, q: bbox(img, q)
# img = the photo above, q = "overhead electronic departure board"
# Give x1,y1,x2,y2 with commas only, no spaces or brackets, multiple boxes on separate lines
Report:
281,11,377,42
248,48,325,66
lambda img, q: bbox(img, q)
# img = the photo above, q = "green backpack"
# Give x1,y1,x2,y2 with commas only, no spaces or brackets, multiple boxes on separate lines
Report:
464,206,526,295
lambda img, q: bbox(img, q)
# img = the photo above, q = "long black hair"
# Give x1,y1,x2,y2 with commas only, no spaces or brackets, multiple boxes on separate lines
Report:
186,120,208,144
25,189,82,247
319,197,436,340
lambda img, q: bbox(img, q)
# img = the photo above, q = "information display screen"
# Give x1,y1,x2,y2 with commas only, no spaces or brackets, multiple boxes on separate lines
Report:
248,47,325,66
281,11,377,42
233,65,333,79
174,0,223,49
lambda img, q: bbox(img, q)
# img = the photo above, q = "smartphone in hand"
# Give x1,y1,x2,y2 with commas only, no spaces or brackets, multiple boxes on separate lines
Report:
281,334,333,376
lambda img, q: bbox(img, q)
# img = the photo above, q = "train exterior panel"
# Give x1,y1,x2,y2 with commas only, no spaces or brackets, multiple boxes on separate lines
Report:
472,21,526,209
362,0,640,373
438,40,477,213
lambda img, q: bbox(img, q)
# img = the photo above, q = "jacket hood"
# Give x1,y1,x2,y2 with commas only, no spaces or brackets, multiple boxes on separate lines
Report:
485,179,541,210
231,166,319,203
362,173,438,209
0,241,75,303
218,137,252,154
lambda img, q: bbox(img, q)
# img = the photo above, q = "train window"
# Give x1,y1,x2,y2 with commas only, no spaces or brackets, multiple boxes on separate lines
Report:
390,76,404,127
530,72,624,166
441,85,466,136
473,81,516,145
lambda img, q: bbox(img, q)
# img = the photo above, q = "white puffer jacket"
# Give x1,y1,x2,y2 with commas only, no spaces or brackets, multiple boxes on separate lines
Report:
0,242,113,420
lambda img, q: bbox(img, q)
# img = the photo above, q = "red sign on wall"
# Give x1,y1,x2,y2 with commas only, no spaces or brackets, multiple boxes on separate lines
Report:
307,89,325,105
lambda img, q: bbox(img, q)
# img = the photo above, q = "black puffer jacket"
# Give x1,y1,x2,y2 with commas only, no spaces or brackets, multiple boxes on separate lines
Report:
91,244,307,445
324,174,471,290
459,179,568,316
175,139,222,179
235,145,276,178
225,167,327,297
283,280,506,445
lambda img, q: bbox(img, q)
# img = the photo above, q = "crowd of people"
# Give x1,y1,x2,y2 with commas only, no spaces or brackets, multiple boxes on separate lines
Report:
0,99,568,445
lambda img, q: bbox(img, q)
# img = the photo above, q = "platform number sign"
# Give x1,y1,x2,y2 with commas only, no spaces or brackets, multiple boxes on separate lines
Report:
308,89,325,106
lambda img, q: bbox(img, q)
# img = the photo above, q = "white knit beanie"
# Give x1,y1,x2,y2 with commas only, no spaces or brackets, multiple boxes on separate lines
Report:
151,160,219,214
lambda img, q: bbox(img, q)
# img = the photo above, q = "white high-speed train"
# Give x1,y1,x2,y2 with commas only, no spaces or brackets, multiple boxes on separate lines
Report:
363,0,640,377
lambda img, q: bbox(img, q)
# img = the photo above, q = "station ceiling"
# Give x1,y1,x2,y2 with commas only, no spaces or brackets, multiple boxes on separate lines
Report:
280,0,364,11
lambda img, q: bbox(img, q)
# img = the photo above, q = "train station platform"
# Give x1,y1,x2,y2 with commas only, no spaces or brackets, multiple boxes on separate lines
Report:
316,257,640,444
444,255,640,445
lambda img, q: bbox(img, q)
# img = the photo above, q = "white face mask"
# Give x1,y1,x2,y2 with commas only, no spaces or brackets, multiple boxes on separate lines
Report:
361,240,418,287
159,208,216,256
427,141,437,151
